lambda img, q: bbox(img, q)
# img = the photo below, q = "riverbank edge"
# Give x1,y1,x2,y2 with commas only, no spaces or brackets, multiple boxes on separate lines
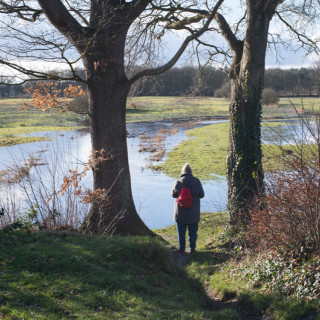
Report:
0,126,86,147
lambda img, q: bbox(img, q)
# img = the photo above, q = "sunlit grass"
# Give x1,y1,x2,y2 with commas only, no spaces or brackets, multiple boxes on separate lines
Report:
0,136,49,147
0,99,87,146
155,120,294,180
126,96,230,122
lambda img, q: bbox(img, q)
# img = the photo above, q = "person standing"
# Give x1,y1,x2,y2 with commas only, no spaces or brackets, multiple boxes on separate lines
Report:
172,163,204,254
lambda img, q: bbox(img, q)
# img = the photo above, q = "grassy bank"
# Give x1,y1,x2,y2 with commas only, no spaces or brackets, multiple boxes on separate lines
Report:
0,231,206,319
1,214,318,320
156,213,320,320
0,228,242,320
155,120,296,180
0,99,86,146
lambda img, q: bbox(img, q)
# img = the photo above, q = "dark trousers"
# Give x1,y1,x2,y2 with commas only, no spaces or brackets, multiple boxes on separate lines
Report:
176,222,198,253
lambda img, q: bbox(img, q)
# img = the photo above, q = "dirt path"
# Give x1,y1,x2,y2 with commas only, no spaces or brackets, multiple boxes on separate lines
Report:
170,249,267,320
169,250,191,267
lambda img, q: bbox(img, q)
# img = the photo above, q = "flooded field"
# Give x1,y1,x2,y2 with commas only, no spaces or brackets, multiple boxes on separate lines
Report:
0,120,228,229
0,117,313,229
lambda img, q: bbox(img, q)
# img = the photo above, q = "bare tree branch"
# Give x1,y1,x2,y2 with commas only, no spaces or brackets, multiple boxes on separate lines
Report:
129,0,224,84
0,58,86,84
37,0,86,45
214,12,243,54
0,1,43,22
276,10,320,53
65,0,89,26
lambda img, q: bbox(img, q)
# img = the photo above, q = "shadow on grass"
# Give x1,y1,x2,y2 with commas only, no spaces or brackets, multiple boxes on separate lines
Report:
0,280,66,317
186,249,320,320
0,230,214,319
126,108,152,115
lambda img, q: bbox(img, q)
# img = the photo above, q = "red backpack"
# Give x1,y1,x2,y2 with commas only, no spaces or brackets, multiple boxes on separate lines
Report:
177,188,193,208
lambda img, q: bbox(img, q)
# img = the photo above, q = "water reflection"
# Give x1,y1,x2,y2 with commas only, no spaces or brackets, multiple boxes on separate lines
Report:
0,120,228,229
262,119,318,145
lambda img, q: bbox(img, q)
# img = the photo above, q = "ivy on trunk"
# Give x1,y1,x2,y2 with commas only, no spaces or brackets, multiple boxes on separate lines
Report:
216,1,280,227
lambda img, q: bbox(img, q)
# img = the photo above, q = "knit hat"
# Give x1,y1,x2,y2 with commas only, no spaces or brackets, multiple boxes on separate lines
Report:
181,163,192,174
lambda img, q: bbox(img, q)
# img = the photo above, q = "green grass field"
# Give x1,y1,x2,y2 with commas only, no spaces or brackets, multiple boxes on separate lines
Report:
126,96,230,121
155,121,293,180
128,96,320,121
0,99,86,146
278,97,320,110
1,96,320,147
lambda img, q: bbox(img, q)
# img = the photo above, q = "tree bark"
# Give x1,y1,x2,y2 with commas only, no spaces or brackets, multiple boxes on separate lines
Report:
79,33,153,235
227,1,274,227
36,0,153,235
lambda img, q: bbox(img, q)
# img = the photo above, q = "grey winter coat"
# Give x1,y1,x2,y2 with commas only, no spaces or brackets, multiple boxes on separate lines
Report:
172,173,204,224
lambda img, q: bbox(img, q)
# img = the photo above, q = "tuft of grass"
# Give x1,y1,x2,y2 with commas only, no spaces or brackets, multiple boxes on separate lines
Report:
0,136,49,147
0,126,81,136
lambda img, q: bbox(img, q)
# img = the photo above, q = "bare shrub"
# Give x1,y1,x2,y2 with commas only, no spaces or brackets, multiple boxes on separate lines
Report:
261,88,279,105
247,171,320,257
214,81,231,99
247,106,320,256
0,139,89,230
68,94,89,114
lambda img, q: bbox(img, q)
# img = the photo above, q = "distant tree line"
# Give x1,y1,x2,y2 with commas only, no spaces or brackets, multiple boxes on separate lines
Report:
137,65,320,97
2,65,320,98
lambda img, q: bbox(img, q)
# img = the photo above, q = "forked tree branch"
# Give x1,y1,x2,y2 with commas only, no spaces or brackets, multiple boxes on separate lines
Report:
129,0,225,84
65,0,89,26
37,0,86,44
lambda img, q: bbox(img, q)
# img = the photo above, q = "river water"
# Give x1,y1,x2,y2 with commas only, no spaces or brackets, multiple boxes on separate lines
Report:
0,120,227,229
0,118,309,229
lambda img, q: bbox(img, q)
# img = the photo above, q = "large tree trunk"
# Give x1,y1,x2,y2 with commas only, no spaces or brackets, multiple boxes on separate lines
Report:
32,0,155,235
80,39,152,235
227,2,272,227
